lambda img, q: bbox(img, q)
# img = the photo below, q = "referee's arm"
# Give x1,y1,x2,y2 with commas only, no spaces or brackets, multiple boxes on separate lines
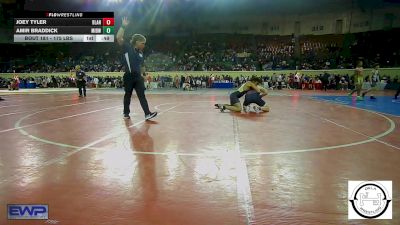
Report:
117,17,129,46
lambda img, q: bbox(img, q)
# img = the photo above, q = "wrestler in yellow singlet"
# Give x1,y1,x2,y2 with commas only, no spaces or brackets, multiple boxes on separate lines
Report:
348,60,365,101
215,76,267,112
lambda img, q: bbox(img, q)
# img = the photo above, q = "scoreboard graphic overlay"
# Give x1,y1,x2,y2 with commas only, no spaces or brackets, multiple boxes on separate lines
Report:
14,12,114,43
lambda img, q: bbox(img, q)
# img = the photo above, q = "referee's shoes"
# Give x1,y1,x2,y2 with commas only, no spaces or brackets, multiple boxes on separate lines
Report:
123,111,158,120
145,112,158,120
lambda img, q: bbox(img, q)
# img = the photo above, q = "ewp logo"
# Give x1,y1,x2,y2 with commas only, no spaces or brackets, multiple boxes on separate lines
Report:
7,204,48,220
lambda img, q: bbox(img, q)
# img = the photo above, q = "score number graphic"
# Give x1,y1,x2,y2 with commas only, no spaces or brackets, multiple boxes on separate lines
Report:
103,18,114,35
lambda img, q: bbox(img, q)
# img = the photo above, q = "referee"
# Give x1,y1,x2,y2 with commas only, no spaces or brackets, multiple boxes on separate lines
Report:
75,65,86,97
116,17,157,120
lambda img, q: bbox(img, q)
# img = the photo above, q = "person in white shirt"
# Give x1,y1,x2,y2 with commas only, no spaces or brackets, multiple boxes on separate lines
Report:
94,77,99,88
361,64,380,100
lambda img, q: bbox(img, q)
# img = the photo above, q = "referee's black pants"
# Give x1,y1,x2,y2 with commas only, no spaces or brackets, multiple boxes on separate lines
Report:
123,74,151,116
77,81,86,96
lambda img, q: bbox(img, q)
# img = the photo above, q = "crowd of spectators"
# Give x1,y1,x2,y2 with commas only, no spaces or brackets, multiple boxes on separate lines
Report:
1,30,399,74
0,30,399,92
0,75,124,89
2,71,397,91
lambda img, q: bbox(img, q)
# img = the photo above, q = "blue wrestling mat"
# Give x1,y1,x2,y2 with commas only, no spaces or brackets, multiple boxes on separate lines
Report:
311,95,400,116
